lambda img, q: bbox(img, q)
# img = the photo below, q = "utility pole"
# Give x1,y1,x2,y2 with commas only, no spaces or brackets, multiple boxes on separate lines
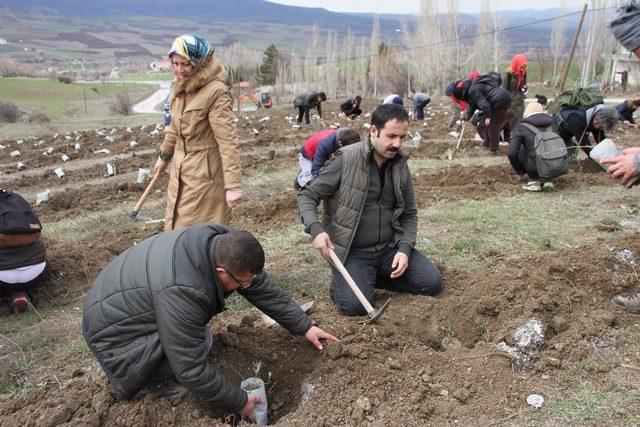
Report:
559,4,588,92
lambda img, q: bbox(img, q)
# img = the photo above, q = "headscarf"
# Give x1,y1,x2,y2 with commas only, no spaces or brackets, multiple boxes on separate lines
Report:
523,102,544,119
168,34,213,66
508,54,527,90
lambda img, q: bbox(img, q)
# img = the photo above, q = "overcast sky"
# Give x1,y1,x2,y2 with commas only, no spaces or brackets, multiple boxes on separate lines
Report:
267,0,586,14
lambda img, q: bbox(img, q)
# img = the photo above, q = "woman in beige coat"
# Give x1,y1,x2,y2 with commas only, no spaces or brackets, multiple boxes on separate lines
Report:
155,34,242,231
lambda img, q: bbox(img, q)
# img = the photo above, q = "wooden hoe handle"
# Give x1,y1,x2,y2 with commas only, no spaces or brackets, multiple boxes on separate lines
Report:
132,173,161,214
328,249,375,315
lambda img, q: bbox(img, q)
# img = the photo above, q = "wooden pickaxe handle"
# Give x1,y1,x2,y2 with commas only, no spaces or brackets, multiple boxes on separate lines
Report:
328,249,375,315
132,173,161,215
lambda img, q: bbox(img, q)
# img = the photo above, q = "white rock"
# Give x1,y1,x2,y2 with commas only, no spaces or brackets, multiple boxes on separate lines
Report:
61,154,70,162
526,394,544,409
615,249,636,265
253,128,259,135
54,167,65,178
16,139,23,144
292,125,301,129
258,116,270,122
126,127,133,133
16,162,25,170
329,125,338,129
0,144,6,149
46,147,54,155
129,140,138,147
10,150,21,158
93,149,111,155
150,129,160,136
106,163,116,176
137,168,150,183
364,113,371,117
363,123,372,129
233,118,239,123
96,131,105,137
65,136,71,140
75,135,81,141
36,189,51,205
53,133,59,138
110,128,117,134
74,143,81,150
105,136,114,143
449,131,460,139
412,133,422,149
141,125,147,130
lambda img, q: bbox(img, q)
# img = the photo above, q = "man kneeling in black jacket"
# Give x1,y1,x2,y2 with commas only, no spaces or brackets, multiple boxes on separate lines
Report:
83,224,337,421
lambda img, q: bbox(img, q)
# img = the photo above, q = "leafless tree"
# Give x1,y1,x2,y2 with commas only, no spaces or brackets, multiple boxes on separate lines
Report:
370,15,381,97
550,3,567,85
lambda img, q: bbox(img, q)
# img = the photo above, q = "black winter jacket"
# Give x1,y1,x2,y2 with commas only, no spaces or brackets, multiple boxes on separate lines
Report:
461,73,512,120
294,91,323,117
83,224,312,413
507,113,553,178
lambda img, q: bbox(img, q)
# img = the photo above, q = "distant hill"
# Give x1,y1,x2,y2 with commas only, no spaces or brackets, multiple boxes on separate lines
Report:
0,0,397,34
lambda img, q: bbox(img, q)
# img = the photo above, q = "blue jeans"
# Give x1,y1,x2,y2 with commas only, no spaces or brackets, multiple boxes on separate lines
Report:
331,245,443,316
415,100,430,120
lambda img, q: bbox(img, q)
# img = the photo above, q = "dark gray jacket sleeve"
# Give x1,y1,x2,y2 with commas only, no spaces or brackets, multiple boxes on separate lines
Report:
154,286,247,413
397,170,418,256
297,154,344,238
239,271,312,335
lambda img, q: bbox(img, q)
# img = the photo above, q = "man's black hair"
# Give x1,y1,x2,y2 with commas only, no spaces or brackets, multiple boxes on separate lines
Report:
371,104,409,132
318,92,327,101
214,229,265,275
337,128,361,146
535,94,548,106
354,95,362,103
632,99,640,107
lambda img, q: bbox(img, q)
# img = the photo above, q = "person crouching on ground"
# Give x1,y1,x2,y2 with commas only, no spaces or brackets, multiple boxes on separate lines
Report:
340,96,363,120
508,103,558,192
297,104,443,316
295,128,361,189
155,34,243,231
616,99,640,128
0,189,47,313
83,223,337,421
553,103,619,160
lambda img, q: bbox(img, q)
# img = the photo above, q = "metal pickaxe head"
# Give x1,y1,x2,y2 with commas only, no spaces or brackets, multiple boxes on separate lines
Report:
126,210,153,222
360,298,391,324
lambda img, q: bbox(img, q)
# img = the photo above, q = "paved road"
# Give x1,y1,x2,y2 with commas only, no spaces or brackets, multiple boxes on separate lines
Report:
133,80,171,114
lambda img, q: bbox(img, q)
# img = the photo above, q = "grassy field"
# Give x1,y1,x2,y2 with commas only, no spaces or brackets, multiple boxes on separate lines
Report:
119,72,173,81
0,78,154,120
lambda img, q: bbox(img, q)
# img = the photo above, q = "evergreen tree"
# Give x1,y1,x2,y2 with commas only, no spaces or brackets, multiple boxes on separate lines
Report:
257,44,279,85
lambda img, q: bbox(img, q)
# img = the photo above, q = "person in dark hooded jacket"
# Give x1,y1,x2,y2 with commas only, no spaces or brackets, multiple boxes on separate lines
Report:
553,104,619,158
616,99,640,126
83,224,337,421
340,96,363,119
459,72,513,153
508,103,556,192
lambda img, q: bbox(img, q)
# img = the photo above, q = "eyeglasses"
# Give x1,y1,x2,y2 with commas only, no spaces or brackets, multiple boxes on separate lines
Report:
225,269,256,289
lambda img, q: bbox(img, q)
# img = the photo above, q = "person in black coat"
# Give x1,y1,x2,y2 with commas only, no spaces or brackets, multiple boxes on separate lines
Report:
554,104,619,158
616,99,640,126
460,72,513,153
294,91,326,125
340,96,363,119
508,103,554,191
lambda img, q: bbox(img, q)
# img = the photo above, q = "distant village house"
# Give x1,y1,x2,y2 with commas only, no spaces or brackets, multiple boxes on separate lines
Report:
150,59,171,72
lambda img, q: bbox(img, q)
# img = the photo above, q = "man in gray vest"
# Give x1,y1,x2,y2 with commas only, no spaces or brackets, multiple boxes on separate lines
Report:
297,104,443,316
83,224,337,420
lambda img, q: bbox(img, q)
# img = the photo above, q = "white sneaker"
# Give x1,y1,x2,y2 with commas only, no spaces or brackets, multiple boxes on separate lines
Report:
522,181,542,192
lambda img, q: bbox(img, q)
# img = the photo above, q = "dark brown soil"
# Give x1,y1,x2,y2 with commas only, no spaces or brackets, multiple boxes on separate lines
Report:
1,98,639,426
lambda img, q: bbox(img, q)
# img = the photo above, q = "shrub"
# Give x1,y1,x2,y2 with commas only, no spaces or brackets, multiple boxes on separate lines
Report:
57,75,73,84
0,101,21,123
110,92,133,116
29,111,50,122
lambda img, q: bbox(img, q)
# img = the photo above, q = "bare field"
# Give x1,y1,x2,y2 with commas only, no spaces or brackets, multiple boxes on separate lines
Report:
0,98,639,425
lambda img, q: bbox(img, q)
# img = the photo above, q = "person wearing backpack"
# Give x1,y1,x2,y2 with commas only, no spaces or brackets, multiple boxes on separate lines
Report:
459,71,513,154
0,189,47,313
552,99,619,160
508,103,568,192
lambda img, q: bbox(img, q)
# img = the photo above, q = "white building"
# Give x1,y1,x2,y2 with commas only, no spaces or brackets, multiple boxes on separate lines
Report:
609,46,640,88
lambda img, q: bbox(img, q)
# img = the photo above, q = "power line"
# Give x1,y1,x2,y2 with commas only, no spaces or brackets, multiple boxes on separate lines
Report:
300,6,617,68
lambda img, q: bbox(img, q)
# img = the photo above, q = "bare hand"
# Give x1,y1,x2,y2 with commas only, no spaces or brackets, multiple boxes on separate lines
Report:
390,252,409,279
240,393,263,422
154,157,167,176
226,190,243,208
484,117,491,126
313,232,334,260
601,152,639,185
304,326,338,350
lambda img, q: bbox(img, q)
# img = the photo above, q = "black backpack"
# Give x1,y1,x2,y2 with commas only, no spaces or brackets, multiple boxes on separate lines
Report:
0,190,42,235
521,124,569,180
